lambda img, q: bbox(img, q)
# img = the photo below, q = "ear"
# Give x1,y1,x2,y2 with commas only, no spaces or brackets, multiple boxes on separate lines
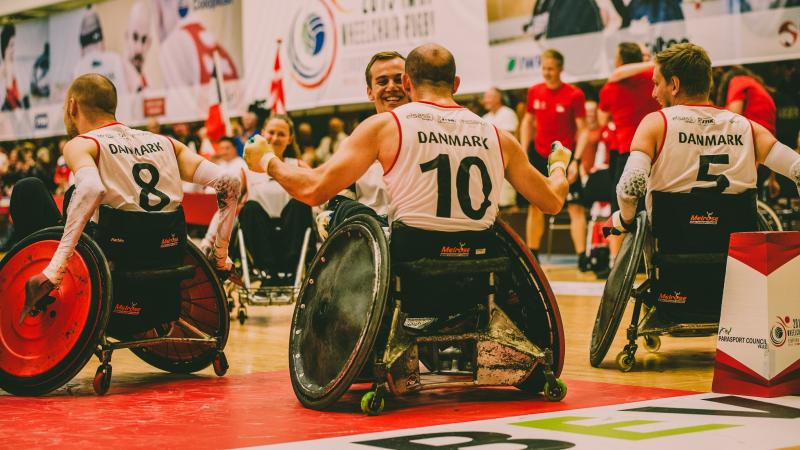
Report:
367,85,375,103
670,75,681,96
452,75,461,95
69,98,78,117
402,73,412,94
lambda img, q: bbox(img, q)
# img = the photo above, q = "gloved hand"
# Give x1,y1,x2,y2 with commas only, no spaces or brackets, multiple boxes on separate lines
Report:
202,246,242,286
548,141,572,176
20,272,56,324
316,210,333,241
603,210,637,237
243,134,275,174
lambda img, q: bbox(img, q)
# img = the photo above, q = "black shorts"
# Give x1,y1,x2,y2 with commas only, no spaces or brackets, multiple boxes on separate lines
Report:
517,144,549,207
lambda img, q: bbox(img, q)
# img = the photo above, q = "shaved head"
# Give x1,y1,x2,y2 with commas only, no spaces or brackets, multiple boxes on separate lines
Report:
405,43,456,90
67,73,117,116
64,73,117,137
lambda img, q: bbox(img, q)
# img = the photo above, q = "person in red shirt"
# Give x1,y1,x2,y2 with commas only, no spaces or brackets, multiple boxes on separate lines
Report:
598,42,660,275
716,66,780,199
519,48,589,266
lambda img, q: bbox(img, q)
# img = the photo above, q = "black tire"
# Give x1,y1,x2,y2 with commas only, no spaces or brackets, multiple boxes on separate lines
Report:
130,241,229,373
0,227,112,396
589,211,648,368
289,215,390,410
493,220,565,394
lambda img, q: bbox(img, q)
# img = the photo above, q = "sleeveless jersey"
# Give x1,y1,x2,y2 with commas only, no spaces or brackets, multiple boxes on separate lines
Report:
80,123,182,212
385,101,505,231
648,105,756,212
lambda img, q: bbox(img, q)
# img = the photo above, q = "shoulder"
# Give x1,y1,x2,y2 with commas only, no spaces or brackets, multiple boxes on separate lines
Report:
528,83,545,95
640,110,666,130
567,83,585,98
66,135,101,153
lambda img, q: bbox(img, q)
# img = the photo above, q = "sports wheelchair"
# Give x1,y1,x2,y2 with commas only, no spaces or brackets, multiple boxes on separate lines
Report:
288,215,567,415
590,190,777,371
227,222,312,324
0,206,229,395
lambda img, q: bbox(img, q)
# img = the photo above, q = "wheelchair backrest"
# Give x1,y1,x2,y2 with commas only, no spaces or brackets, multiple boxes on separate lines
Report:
650,190,757,323
94,205,188,270
390,221,498,262
651,190,757,255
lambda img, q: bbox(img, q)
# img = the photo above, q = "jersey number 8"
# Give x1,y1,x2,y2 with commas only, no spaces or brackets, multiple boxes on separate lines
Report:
132,163,170,211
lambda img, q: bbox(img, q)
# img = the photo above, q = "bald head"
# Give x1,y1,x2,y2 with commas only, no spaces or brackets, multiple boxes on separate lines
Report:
405,43,456,90
67,73,117,116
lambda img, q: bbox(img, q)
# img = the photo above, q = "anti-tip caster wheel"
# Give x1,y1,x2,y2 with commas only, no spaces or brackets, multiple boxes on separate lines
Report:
213,352,229,377
93,364,112,395
543,378,567,402
237,309,247,325
642,335,661,353
360,391,385,416
616,351,635,372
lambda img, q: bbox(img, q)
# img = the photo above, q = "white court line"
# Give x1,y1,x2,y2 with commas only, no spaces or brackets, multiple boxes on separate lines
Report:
549,281,605,297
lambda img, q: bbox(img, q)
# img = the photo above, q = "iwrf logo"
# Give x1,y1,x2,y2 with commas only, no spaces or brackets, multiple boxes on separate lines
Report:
287,1,338,89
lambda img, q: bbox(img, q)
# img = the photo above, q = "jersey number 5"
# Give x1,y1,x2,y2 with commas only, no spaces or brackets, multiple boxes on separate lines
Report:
692,154,730,193
420,154,492,220
132,163,170,211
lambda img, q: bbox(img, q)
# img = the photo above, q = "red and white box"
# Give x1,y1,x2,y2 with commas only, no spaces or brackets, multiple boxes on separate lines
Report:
713,231,800,397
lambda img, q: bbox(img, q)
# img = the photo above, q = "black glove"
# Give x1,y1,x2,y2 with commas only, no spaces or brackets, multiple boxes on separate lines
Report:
20,273,56,323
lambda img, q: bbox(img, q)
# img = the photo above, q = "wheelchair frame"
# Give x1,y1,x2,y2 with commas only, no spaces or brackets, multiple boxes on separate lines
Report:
0,227,229,396
228,224,312,324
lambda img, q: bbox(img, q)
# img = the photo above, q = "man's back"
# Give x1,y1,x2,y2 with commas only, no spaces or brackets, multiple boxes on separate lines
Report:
81,123,182,212
384,101,504,232
648,105,756,211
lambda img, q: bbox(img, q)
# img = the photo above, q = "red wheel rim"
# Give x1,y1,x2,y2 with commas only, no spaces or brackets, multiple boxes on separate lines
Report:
0,241,93,377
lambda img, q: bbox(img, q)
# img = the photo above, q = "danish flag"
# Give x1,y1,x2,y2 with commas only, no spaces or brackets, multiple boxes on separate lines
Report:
269,39,286,114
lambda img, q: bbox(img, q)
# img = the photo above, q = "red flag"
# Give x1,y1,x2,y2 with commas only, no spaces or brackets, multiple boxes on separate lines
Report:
205,51,230,144
270,40,286,114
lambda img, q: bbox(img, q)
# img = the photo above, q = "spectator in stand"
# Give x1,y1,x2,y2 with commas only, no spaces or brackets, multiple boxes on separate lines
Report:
482,86,520,209
146,117,161,134
296,122,317,167
236,101,269,156
315,116,348,164
53,138,70,195
519,48,588,264
169,122,199,152
598,42,660,276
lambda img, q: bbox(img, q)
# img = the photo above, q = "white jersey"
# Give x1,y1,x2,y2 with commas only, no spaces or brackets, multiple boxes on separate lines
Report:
247,158,299,218
385,101,505,231
81,123,182,212
356,162,389,216
648,105,757,211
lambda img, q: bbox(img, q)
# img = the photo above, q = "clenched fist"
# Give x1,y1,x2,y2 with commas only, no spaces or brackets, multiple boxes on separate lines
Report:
243,134,276,173
547,141,573,176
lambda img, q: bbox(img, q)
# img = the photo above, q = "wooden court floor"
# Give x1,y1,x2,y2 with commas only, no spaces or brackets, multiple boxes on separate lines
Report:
3,262,716,397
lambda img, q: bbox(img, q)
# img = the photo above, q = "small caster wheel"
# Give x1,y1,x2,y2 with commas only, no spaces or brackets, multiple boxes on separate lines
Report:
642,335,661,353
616,351,635,372
237,309,247,325
227,300,235,313
360,391,385,416
93,364,112,395
543,378,567,402
213,352,229,376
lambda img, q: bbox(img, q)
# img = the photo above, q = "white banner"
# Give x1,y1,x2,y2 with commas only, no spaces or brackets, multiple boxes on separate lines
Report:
0,0,243,142
489,3,800,90
242,0,492,112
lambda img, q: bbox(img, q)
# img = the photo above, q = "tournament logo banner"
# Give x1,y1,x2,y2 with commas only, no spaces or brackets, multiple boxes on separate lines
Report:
242,0,492,111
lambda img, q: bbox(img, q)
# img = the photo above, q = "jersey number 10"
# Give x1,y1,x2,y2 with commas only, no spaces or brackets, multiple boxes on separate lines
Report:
420,154,493,220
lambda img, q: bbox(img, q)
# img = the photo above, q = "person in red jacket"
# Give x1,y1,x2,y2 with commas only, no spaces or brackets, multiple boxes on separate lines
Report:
598,42,660,275
519,48,589,265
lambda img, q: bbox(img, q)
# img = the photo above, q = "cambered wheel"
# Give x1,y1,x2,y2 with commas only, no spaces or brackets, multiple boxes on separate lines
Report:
616,351,635,372
360,390,385,416
93,364,112,395
130,242,229,374
642,335,661,353
0,227,112,396
543,378,567,402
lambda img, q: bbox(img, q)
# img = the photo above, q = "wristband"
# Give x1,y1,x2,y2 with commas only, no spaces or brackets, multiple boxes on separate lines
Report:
260,152,277,173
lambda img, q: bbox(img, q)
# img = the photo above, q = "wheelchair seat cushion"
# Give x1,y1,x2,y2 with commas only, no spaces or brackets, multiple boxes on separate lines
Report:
94,205,188,337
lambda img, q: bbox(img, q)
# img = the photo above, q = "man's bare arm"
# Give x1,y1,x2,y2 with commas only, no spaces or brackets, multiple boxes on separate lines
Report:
265,114,394,206
753,120,800,196
726,100,744,115
501,129,568,214
519,111,535,151
607,61,653,83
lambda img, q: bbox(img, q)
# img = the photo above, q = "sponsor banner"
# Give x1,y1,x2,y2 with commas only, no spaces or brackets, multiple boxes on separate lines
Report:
489,3,800,89
0,0,243,141
242,0,492,111
249,394,800,449
714,232,800,396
